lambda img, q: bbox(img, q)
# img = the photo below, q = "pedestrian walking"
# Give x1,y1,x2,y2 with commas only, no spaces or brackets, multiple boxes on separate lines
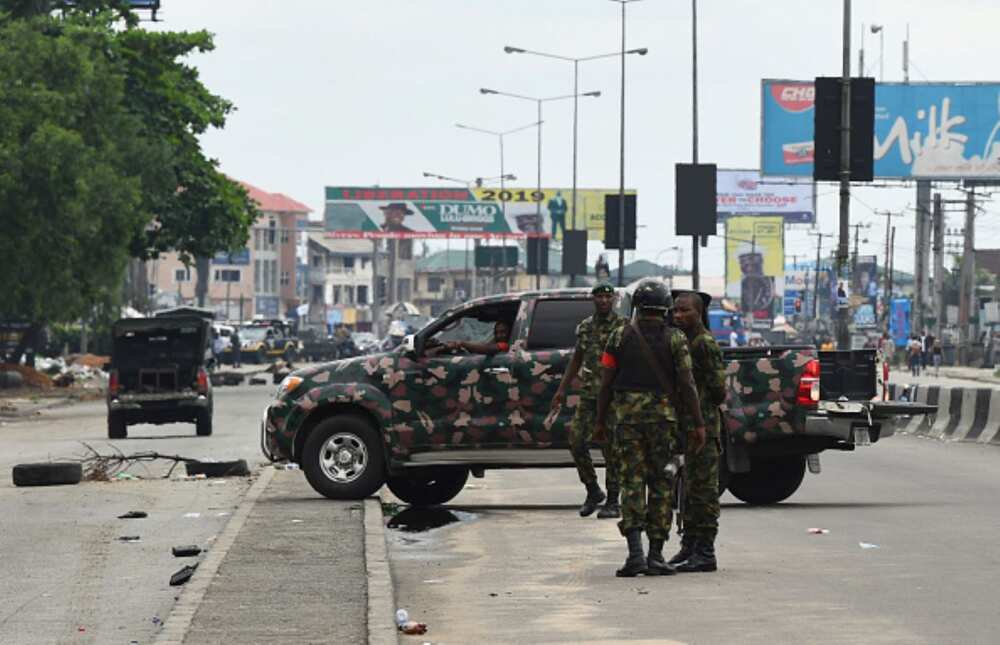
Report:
595,280,706,577
551,283,624,519
932,338,943,377
231,328,242,368
669,291,726,573
908,335,921,377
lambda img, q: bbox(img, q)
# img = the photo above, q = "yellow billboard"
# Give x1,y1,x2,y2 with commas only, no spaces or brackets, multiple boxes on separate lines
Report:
725,216,784,317
470,187,636,242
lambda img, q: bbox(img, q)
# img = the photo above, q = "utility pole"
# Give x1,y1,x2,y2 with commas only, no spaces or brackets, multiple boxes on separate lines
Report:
691,0,700,290
914,181,932,334
809,231,835,320
849,222,870,271
932,192,944,338
958,188,977,365
836,0,853,350
876,209,900,332
888,225,896,319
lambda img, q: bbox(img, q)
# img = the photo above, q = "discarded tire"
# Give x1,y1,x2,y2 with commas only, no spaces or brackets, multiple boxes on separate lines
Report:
13,462,83,487
184,459,250,478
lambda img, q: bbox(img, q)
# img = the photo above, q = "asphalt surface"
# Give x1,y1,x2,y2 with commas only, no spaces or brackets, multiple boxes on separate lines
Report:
385,435,1000,644
0,380,276,644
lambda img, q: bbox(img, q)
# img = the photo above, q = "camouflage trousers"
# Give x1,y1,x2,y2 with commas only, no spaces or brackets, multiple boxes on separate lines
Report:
615,420,678,540
679,412,721,541
569,398,619,493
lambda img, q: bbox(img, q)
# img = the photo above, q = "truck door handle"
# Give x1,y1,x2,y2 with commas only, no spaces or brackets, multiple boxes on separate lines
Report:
484,367,510,375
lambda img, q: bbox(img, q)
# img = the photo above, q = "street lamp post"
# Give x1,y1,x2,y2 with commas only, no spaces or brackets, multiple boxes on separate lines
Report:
479,88,601,289
503,43,647,282
456,121,539,296
611,0,643,286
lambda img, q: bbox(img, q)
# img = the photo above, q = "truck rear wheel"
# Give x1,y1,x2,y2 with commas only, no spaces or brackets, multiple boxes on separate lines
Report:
387,467,469,507
726,455,806,505
302,414,385,500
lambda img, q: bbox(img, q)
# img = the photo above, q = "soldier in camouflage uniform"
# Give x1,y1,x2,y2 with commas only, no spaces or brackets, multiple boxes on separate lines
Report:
552,284,623,518
669,291,726,573
596,280,706,577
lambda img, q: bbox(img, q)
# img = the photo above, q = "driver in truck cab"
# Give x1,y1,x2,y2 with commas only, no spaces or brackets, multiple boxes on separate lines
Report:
427,320,511,357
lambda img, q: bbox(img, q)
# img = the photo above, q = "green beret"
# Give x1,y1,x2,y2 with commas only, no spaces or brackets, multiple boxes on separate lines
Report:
591,283,614,295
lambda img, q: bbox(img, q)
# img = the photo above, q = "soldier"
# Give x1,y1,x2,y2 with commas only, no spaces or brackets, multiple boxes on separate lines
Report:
551,284,623,518
596,280,706,577
669,291,726,573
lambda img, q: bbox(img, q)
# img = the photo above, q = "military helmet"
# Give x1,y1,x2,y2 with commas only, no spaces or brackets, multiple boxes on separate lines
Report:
632,279,672,311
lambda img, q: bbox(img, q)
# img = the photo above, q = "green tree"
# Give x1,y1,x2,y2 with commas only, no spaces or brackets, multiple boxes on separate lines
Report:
0,4,256,359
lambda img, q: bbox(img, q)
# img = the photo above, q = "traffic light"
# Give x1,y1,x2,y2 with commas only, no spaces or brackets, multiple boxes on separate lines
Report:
604,194,636,250
527,237,549,275
813,76,875,181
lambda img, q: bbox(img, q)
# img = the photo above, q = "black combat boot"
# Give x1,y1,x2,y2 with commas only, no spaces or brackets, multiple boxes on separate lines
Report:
579,481,606,517
615,529,648,577
596,490,621,519
667,534,695,566
675,539,717,573
646,537,677,576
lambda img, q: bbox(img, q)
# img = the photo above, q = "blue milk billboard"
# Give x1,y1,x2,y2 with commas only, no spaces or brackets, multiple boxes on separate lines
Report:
762,80,1000,179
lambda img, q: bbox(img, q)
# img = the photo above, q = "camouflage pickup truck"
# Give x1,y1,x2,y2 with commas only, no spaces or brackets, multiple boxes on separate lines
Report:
261,289,933,506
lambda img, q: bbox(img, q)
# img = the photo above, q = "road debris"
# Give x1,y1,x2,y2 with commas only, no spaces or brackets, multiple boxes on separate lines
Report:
807,527,830,535
395,609,428,635
118,511,148,519
859,542,881,549
169,563,199,586
76,443,207,480
172,545,202,557
183,512,201,518
117,536,141,543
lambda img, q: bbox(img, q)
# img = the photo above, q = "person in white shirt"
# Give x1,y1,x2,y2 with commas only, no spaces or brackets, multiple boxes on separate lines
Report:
729,329,739,347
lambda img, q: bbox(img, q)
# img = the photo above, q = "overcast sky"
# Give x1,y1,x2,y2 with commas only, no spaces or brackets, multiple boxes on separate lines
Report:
152,0,1000,277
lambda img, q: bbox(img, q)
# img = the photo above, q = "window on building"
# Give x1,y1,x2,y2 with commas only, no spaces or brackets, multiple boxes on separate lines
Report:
454,279,471,300
397,278,412,302
361,257,369,270
346,286,355,304
343,256,355,269
312,285,324,304
270,260,278,292
398,240,413,260
357,285,368,304
333,285,342,305
312,254,323,267
280,229,289,244
268,220,276,246
174,267,190,283
215,269,240,282
280,271,290,286
263,260,272,293
254,229,261,251
254,260,261,293
427,276,444,293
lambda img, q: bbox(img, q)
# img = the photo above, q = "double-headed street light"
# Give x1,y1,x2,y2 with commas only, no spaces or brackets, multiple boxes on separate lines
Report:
479,88,601,288
421,171,516,187
503,32,649,282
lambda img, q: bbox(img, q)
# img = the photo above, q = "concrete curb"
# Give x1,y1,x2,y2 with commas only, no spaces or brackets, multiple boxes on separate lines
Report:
154,466,275,645
365,497,399,645
888,383,1000,444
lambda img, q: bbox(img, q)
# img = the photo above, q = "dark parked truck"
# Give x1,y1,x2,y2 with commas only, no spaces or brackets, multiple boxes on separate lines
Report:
261,290,933,505
108,316,214,439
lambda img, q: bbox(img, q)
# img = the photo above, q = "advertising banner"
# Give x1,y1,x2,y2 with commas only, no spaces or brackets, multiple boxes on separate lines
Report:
717,169,815,223
725,216,784,319
762,80,1000,179
783,269,808,316
323,186,634,240
852,255,879,328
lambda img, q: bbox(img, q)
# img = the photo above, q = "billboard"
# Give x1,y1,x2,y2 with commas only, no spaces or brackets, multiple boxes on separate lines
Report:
725,217,784,320
762,80,1000,179
852,255,879,328
717,169,815,223
323,186,634,240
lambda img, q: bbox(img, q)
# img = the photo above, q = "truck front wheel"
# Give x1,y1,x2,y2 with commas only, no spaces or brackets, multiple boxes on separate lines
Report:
387,467,469,507
726,455,806,505
302,415,385,500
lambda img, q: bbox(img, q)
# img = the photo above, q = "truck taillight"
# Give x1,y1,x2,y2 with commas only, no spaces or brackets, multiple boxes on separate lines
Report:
196,368,209,395
109,369,119,396
796,359,820,408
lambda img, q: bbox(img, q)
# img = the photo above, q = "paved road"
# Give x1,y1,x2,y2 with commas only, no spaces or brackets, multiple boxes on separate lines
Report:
0,381,275,644
386,435,1000,644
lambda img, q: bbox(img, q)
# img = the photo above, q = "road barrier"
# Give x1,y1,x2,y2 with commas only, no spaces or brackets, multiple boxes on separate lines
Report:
887,383,1000,444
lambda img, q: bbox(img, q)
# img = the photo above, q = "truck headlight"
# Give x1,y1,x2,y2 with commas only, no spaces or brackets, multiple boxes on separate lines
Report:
276,375,303,398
